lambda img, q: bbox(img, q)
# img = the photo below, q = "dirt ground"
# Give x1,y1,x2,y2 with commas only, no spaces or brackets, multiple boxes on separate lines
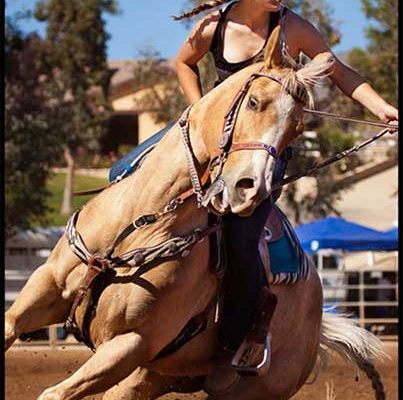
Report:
5,343,398,400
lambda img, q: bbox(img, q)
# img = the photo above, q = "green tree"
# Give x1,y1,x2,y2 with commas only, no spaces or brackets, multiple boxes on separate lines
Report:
350,0,397,107
5,16,64,237
34,0,117,214
130,48,188,124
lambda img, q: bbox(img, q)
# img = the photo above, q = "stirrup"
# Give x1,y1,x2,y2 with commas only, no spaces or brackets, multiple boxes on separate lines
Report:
231,332,272,376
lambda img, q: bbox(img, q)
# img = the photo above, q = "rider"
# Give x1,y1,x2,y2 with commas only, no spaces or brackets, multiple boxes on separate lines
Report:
174,0,398,395
109,0,398,395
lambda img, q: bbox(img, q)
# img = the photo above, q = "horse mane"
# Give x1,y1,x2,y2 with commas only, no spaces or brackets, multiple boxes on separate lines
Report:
280,53,335,108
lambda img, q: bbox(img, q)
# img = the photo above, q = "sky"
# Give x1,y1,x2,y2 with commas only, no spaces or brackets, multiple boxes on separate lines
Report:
6,0,371,60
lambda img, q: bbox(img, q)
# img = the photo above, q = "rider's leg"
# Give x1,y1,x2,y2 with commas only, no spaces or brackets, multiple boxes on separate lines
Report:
109,123,174,183
220,197,274,352
5,263,71,351
204,148,292,395
219,148,292,351
204,196,276,395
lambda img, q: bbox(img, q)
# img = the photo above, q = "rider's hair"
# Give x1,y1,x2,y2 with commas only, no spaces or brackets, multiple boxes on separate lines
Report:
172,0,231,20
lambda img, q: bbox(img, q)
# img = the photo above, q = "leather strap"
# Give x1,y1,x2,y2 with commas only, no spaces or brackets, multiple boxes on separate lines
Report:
229,142,278,159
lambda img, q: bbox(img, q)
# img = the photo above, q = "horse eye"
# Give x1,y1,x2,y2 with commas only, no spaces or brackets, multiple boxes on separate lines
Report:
247,95,259,111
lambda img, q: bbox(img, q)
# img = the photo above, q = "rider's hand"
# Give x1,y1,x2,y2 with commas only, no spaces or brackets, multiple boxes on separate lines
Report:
378,104,399,133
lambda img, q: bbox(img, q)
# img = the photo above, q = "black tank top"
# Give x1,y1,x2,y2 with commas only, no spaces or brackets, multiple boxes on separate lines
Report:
210,2,282,85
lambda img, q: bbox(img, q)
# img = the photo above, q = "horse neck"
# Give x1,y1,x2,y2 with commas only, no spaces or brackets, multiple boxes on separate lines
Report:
102,63,264,238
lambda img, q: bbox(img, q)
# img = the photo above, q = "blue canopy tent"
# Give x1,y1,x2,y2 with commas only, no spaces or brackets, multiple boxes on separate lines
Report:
295,217,398,252
382,227,398,240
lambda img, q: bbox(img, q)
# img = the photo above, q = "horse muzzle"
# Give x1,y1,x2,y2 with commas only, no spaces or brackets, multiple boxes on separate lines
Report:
219,174,268,216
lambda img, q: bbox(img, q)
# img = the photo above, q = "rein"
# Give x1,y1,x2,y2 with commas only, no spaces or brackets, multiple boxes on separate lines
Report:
304,108,397,129
273,127,396,190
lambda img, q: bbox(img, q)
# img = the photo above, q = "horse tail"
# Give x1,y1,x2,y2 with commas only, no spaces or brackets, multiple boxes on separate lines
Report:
318,312,389,400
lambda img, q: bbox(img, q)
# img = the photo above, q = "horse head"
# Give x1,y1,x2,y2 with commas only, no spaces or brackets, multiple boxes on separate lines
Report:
207,26,334,216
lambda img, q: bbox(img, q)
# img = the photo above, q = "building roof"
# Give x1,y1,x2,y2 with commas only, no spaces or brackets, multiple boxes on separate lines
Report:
108,58,176,90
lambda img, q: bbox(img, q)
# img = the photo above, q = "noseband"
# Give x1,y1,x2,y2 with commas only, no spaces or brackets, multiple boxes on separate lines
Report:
178,69,289,207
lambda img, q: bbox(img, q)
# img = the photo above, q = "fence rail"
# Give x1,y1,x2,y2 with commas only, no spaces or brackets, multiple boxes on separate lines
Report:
318,265,398,341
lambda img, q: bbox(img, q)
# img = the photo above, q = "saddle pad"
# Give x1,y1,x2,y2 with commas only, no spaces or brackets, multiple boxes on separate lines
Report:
259,206,310,285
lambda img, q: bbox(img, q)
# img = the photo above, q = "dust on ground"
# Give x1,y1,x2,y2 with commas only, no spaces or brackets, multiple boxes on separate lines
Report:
5,343,398,400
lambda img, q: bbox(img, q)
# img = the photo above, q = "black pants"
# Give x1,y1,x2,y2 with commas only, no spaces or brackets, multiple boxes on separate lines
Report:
219,147,292,352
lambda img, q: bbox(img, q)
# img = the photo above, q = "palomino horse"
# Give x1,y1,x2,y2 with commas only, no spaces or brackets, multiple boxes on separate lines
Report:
5,27,387,400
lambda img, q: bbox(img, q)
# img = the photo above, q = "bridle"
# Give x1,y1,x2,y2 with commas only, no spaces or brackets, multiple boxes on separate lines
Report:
179,68,297,208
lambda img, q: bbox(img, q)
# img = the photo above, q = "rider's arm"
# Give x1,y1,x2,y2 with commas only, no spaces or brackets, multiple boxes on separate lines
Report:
175,13,220,104
288,13,398,123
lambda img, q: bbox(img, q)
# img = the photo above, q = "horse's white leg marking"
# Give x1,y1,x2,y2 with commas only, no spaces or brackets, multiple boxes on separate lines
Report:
37,332,151,400
5,263,71,351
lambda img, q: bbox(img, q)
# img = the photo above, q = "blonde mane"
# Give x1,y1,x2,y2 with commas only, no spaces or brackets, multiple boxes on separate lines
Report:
280,53,335,108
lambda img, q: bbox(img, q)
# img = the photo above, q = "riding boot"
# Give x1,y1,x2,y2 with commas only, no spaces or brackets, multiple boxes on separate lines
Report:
232,286,278,375
204,347,240,395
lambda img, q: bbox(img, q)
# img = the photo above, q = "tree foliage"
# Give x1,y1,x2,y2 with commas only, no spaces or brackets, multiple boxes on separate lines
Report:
5,17,64,237
130,48,188,124
34,0,117,214
357,0,397,106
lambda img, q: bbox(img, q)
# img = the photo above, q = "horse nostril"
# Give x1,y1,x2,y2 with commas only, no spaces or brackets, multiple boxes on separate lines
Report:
236,178,255,190
235,178,256,200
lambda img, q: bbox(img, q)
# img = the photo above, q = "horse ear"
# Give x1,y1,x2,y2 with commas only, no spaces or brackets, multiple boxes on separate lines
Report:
264,25,283,69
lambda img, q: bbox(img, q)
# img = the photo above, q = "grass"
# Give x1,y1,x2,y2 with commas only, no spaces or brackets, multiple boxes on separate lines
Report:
41,172,108,227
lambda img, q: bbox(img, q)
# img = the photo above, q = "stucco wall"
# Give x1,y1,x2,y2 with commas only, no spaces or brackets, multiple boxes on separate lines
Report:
111,88,165,143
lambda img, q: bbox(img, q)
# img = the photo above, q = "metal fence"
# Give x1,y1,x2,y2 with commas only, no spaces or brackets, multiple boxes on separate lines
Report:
318,264,398,341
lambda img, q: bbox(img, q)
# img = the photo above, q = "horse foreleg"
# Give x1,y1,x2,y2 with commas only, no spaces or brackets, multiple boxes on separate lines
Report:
102,367,170,400
36,331,152,400
5,263,71,351
103,367,205,400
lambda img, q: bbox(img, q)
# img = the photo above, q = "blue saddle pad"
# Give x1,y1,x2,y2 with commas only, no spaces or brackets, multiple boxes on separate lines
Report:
268,233,300,275
263,206,310,284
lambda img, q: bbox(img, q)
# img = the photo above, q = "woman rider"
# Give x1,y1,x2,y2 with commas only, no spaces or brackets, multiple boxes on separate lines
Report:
109,0,398,395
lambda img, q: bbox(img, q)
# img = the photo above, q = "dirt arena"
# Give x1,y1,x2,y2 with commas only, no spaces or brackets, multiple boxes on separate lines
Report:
5,343,398,400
